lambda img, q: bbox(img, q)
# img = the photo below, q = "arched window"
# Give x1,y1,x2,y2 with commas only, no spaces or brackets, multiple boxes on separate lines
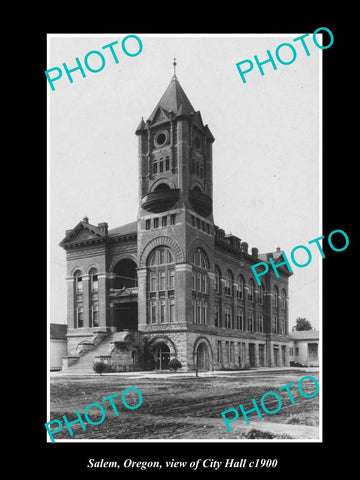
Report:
89,268,98,292
273,286,279,307
248,279,255,302
237,275,244,300
281,289,287,309
147,247,175,324
214,265,221,293
74,270,83,294
192,248,209,324
225,270,233,296
73,270,84,328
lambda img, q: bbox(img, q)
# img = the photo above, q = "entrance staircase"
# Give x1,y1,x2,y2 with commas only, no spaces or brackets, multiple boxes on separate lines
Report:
62,332,123,374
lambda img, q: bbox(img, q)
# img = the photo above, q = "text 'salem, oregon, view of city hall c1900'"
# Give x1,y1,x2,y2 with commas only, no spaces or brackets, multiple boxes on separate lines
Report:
59,64,291,374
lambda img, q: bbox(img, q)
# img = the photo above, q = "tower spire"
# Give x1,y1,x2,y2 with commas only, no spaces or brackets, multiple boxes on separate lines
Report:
173,57,177,78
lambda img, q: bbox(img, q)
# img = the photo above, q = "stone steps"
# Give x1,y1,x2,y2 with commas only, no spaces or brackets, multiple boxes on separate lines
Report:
63,330,137,374
64,333,116,374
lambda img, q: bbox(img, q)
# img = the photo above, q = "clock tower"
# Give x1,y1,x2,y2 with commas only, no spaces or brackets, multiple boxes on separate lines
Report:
135,65,215,368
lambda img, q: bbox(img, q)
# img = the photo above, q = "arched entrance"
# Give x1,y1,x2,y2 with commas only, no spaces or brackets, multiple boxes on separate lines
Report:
194,341,211,371
154,343,170,370
113,258,137,289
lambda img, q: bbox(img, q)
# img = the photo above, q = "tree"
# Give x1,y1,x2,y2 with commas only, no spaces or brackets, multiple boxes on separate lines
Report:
293,317,313,331
168,358,182,372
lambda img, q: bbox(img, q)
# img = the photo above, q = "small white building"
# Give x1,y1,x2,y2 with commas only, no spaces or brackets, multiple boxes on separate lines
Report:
289,330,319,367
50,324,67,371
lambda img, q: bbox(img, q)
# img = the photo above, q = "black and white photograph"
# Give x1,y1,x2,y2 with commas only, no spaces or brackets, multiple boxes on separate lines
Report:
42,28,350,474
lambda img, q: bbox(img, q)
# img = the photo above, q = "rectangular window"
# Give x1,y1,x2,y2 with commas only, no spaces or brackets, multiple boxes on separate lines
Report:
236,309,242,330
258,314,264,333
196,300,201,324
206,223,210,234
192,300,196,323
289,347,294,356
272,316,278,333
159,270,166,290
169,299,175,323
192,271,196,291
202,221,206,231
91,274,98,292
165,157,170,170
170,214,176,225
168,269,175,289
92,304,99,327
295,347,299,356
248,285,253,302
150,272,157,291
202,301,207,325
215,304,220,327
76,277,83,294
76,307,84,328
160,300,166,323
248,312,254,332
145,219,151,230
191,215,196,226
201,273,206,293
153,162,158,174
197,218,201,229
162,216,167,227
151,301,157,324
159,160,164,172
225,306,232,329
153,217,159,229
308,343,318,361
197,272,201,292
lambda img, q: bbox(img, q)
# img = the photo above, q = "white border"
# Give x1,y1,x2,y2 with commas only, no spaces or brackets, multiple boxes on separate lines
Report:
46,32,323,444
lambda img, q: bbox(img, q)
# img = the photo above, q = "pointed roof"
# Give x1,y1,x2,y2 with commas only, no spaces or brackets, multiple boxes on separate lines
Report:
148,75,196,123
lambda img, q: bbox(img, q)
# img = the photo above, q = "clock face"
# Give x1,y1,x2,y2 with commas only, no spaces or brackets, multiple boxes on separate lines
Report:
154,130,168,148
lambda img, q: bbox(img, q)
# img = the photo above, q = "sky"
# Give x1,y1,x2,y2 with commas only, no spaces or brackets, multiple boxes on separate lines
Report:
48,34,322,331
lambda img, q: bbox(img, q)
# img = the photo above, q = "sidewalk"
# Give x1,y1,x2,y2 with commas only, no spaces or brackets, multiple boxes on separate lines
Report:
51,366,319,379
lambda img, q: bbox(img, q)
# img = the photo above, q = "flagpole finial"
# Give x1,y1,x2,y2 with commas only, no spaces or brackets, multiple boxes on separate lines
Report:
173,57,177,77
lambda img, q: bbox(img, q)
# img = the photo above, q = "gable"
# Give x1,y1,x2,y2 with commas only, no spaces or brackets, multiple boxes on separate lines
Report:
59,222,105,247
151,106,170,125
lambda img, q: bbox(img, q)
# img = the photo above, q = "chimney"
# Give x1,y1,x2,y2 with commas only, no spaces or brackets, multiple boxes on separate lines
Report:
82,216,89,224
251,247,258,258
276,246,281,252
98,222,108,235
241,242,248,254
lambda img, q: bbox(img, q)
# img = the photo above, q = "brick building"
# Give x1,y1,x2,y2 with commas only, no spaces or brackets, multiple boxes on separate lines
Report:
59,71,291,372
